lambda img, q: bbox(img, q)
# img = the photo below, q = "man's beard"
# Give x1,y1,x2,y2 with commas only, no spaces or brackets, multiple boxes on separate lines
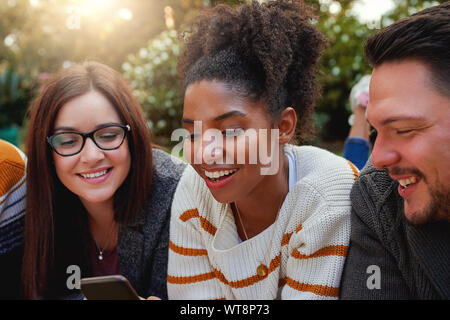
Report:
387,167,449,225
408,182,450,226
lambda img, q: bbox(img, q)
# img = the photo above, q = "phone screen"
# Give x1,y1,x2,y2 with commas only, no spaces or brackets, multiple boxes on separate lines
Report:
80,275,140,300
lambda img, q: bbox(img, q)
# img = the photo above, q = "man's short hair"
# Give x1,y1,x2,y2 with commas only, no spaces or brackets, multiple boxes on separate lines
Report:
365,2,450,97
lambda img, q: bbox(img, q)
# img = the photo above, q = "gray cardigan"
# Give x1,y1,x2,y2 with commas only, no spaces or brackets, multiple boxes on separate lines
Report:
340,161,450,299
117,148,186,299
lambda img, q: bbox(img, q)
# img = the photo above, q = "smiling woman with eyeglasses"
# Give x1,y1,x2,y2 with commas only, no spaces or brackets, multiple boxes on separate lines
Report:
6,61,186,300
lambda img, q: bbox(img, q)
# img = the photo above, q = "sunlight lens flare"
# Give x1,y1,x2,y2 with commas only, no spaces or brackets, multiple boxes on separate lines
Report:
77,0,111,16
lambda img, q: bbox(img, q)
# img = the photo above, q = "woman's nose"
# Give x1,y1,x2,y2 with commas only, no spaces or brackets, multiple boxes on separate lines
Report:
79,137,105,163
195,136,224,165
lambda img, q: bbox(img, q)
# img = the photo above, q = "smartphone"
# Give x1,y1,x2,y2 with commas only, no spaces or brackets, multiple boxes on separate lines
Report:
80,275,140,300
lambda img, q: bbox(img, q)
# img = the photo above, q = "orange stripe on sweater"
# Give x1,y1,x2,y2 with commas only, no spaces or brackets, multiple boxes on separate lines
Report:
167,271,216,284
291,245,348,259
281,224,303,246
168,254,282,288
213,254,281,289
347,160,359,180
169,240,208,256
200,217,217,236
268,254,281,272
281,233,292,246
283,277,339,297
179,209,217,236
180,209,199,221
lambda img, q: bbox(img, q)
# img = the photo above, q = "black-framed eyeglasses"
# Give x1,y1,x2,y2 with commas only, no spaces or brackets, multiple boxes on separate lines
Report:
47,124,131,156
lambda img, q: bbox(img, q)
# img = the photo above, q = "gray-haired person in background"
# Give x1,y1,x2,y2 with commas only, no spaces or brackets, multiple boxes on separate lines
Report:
340,2,450,299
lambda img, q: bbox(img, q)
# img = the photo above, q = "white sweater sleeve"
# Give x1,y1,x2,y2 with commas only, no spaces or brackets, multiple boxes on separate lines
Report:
167,168,225,300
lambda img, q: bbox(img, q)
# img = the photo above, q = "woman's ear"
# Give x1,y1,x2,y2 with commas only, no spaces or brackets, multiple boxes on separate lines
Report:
277,107,297,144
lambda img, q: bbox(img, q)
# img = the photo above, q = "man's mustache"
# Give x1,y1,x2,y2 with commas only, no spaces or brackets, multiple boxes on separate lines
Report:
386,167,426,183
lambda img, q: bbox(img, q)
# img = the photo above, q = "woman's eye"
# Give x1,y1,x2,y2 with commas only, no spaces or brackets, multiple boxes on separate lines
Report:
61,139,76,146
53,134,80,147
99,133,118,140
223,128,244,137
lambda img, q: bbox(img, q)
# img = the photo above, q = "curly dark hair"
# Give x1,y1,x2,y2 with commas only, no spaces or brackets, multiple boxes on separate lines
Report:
178,0,327,142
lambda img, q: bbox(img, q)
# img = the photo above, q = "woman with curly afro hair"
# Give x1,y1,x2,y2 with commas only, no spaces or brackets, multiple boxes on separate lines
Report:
167,0,359,299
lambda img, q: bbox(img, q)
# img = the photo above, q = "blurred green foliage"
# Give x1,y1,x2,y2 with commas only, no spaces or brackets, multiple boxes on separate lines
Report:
0,0,167,133
0,69,30,128
307,0,373,142
309,0,442,143
0,0,445,148
123,30,183,146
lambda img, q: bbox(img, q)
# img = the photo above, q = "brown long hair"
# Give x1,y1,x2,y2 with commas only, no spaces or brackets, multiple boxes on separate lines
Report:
23,61,153,298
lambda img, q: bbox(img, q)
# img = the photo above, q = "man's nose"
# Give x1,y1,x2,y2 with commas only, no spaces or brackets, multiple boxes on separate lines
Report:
371,134,400,169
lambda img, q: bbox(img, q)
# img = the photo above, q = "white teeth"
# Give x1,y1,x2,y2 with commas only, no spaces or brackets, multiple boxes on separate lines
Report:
399,176,417,188
80,170,108,179
204,169,237,180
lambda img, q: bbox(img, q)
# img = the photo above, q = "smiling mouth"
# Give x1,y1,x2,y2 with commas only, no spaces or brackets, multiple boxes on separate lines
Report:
204,169,238,182
78,168,112,179
398,176,419,189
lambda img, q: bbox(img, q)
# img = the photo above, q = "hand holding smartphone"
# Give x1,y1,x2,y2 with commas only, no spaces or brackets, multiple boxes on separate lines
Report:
80,275,140,300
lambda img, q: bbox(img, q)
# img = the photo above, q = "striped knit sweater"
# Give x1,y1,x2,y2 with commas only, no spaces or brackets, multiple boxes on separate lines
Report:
0,139,26,255
167,145,359,300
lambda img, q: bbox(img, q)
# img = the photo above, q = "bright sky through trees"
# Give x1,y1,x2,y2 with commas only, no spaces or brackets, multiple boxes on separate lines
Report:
352,0,395,22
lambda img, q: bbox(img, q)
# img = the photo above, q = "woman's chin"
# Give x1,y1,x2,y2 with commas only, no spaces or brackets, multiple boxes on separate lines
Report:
78,192,114,207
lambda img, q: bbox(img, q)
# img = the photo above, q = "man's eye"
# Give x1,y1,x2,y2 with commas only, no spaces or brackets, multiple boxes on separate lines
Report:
396,129,415,135
222,128,244,137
